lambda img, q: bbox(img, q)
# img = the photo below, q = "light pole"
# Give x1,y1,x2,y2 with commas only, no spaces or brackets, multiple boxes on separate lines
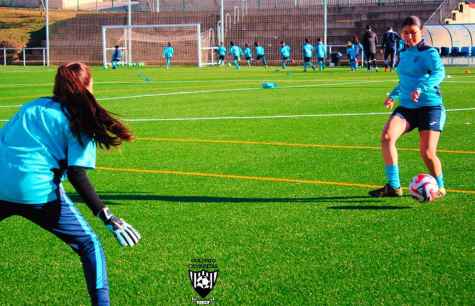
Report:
128,0,132,64
44,0,50,66
323,0,327,47
220,0,224,44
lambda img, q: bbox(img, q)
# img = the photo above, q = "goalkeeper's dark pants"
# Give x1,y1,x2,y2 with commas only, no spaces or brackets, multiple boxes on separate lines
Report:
0,188,110,306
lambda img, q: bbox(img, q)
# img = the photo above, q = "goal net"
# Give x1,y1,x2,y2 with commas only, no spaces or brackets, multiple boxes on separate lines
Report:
102,23,214,67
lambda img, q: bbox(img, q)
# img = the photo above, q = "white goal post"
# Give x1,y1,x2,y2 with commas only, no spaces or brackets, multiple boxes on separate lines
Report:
102,23,214,67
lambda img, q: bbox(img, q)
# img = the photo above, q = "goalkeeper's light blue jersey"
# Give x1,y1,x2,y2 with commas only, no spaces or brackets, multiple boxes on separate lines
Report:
163,46,174,58
315,42,326,58
217,46,226,56
302,43,314,58
389,40,445,108
346,46,357,60
280,45,291,58
244,47,252,58
255,46,265,56
0,98,96,204
230,45,242,57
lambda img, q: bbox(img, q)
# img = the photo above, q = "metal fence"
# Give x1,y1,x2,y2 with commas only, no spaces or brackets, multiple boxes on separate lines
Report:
2,0,451,66
0,48,48,66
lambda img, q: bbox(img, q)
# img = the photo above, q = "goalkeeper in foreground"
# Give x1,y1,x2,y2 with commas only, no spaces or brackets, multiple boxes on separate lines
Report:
0,62,141,306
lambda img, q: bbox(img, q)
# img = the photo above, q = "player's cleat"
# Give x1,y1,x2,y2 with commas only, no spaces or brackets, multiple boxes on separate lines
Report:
369,184,403,197
436,187,447,199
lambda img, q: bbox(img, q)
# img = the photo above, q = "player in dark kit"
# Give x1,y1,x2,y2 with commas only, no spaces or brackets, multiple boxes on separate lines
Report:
381,26,401,72
362,25,378,71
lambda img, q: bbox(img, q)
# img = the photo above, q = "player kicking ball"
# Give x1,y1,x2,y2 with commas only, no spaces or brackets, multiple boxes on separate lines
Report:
0,62,140,306
369,16,447,199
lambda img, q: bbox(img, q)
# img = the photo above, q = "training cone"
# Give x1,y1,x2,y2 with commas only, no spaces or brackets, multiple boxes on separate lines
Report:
262,82,277,89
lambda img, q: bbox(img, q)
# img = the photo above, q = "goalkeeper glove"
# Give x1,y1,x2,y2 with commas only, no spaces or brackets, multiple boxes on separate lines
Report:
98,207,141,247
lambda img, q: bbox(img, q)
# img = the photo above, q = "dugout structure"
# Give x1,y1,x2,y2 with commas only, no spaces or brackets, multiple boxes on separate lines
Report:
102,23,214,66
423,24,475,66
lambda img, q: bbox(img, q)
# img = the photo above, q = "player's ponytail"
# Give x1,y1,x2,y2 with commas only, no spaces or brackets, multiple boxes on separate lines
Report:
53,62,133,149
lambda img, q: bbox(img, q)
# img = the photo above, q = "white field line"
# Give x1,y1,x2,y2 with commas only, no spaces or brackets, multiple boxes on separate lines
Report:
0,77,391,88
0,74,473,88
0,105,22,108
0,79,391,109
99,79,394,101
122,107,475,122
1,107,474,123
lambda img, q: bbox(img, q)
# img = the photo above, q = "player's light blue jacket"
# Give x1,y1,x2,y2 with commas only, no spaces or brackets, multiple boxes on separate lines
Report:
163,46,174,58
255,46,265,56
230,45,242,58
280,45,291,58
346,46,357,60
302,43,314,58
244,47,252,58
389,40,445,108
217,46,226,56
315,42,326,58
0,98,96,204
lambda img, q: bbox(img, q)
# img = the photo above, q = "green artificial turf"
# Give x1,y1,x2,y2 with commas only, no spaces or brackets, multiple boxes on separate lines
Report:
0,65,473,305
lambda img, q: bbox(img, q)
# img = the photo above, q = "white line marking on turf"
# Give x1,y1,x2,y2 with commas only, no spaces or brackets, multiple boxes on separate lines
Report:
0,105,22,108
123,107,475,122
0,77,398,89
99,80,394,101
2,106,475,122
2,108,474,123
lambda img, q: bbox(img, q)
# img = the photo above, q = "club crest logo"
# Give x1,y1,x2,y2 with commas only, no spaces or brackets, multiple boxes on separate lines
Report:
189,258,219,304
189,270,218,298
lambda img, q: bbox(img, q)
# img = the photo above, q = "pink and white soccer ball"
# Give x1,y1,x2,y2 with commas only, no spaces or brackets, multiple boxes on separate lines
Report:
409,173,439,202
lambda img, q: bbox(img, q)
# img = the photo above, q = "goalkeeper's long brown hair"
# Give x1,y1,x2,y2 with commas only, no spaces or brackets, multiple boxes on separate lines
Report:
53,62,133,149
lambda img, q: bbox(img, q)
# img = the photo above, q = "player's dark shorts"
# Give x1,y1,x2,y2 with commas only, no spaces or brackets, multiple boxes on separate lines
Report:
281,56,290,61
245,56,251,61
365,52,376,60
384,48,396,58
392,105,446,132
303,57,312,63
218,55,225,60
256,55,264,60
233,56,240,61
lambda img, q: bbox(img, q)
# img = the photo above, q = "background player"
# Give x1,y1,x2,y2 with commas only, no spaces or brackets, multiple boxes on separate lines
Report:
111,45,121,69
362,25,378,71
346,41,357,71
244,43,252,67
280,41,291,69
381,26,401,72
162,42,174,69
302,38,316,72
216,42,227,66
229,41,242,70
315,37,326,71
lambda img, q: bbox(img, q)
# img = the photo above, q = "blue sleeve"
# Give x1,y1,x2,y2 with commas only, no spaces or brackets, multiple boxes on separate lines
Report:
416,49,445,92
67,131,96,169
389,83,401,100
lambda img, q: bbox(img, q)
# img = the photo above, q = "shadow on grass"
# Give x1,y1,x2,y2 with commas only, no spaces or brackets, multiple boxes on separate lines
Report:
67,192,399,206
